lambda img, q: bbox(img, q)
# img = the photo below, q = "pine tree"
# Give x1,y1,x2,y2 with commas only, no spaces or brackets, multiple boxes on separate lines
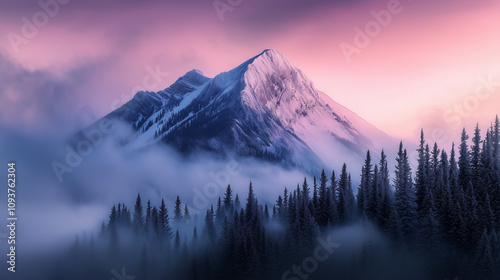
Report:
459,128,472,195
151,206,159,238
471,124,482,181
301,177,310,206
317,169,329,228
367,164,380,221
215,197,224,226
449,143,465,220
174,196,183,223
338,164,355,224
204,206,216,244
358,151,373,216
418,186,442,256
494,115,500,169
481,129,497,225
245,181,256,226
378,150,393,231
297,191,315,249
223,185,233,213
329,170,338,225
184,204,191,222
471,124,486,218
219,216,231,250
430,143,443,209
276,195,284,222
234,194,241,211
159,199,173,240
312,176,319,220
415,130,429,211
287,191,298,244
108,205,117,229
394,142,417,248
133,193,144,234
264,204,270,222
492,116,500,224
145,200,152,231
283,187,289,216
439,150,456,242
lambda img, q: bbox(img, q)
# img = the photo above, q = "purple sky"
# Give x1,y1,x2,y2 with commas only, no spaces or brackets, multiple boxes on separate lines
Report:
1,0,499,144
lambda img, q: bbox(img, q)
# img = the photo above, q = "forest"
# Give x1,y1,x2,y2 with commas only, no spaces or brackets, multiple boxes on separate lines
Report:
54,116,500,280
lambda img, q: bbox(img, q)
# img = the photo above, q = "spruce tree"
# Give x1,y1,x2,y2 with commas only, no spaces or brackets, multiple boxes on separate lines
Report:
108,205,117,229
159,199,173,240
317,169,329,228
378,150,394,232
328,170,338,225
223,185,233,213
312,176,319,220
245,181,256,225
338,164,355,224
204,206,216,244
145,200,152,231
492,116,500,224
234,194,241,211
367,164,380,221
471,124,486,213
275,195,284,222
184,204,191,222
430,143,442,209
394,142,417,247
358,151,373,216
418,186,442,256
415,130,428,211
215,197,224,226
152,206,159,238
133,193,144,234
301,178,310,206
458,129,472,194
174,196,183,223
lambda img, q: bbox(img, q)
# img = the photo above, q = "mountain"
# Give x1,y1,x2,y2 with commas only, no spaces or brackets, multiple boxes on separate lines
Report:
101,49,395,172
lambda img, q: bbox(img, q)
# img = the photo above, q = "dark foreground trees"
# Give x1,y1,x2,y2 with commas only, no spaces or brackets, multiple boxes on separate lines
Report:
56,116,500,280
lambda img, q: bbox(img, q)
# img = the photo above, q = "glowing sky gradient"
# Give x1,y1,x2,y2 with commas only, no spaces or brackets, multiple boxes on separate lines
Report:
1,0,499,144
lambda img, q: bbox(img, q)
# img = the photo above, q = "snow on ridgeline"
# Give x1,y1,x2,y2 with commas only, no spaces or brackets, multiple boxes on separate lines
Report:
102,49,396,173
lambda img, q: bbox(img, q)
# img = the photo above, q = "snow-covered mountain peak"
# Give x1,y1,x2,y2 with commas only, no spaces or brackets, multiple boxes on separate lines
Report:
174,69,209,87
239,50,320,123
99,50,395,173
249,49,293,69
184,69,206,79
160,68,210,98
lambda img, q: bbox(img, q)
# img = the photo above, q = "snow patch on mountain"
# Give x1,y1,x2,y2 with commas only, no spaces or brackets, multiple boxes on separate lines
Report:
101,49,395,172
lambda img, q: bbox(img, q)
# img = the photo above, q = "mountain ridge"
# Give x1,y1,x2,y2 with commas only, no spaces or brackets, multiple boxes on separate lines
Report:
98,49,396,172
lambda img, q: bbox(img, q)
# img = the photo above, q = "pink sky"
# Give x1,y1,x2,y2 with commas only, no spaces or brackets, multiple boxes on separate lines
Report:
1,0,499,145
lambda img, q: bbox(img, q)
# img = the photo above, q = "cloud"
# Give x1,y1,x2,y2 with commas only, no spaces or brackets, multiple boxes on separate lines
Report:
0,115,311,256
0,53,121,133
